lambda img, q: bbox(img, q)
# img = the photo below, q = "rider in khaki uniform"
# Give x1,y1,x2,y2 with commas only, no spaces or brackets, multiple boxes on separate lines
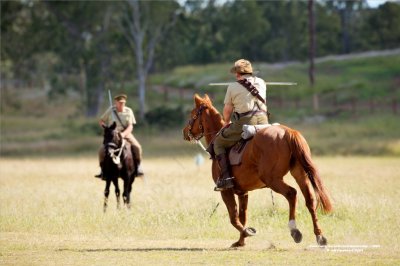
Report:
95,94,143,179
213,59,269,191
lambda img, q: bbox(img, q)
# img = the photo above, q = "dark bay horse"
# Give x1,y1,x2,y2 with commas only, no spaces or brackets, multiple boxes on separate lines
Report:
182,94,333,247
102,122,137,212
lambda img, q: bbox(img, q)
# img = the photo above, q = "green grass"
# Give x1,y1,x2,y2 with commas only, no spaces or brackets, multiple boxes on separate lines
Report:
0,156,399,265
2,113,399,157
150,54,400,101
1,53,399,158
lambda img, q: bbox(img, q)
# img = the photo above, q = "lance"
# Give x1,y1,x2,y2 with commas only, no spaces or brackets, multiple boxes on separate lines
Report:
209,82,297,86
108,89,116,122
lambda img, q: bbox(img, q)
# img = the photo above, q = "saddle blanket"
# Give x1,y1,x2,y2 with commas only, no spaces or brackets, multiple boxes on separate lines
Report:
230,123,281,165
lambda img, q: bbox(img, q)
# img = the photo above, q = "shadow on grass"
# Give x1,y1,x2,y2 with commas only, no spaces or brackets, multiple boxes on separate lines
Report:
57,247,231,252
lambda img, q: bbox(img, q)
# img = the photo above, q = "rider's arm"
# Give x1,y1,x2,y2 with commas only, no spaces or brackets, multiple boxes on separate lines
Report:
99,119,106,127
223,103,234,124
121,123,133,138
99,107,112,127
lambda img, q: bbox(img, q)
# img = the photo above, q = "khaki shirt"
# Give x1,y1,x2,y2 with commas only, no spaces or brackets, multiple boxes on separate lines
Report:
224,75,267,114
100,106,136,132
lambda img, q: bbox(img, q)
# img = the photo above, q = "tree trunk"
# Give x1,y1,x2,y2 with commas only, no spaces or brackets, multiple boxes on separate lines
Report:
308,0,319,112
340,4,351,54
123,0,180,121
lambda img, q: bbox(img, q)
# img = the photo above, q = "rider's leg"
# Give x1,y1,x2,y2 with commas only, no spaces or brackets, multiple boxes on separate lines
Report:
125,134,144,176
212,115,266,191
95,146,106,180
214,152,234,191
213,123,243,191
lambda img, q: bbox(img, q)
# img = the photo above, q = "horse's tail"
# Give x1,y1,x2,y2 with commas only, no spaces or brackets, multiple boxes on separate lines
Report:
286,129,333,213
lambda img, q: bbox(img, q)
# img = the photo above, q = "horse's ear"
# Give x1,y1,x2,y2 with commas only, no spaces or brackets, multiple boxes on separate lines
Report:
110,121,117,130
194,93,202,106
204,94,212,102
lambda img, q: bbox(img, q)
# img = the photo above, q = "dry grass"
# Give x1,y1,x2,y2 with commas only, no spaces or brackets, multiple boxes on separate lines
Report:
0,156,399,265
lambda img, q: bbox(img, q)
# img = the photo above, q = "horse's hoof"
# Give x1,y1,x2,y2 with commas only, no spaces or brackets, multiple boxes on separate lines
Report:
316,235,328,246
290,229,303,243
231,241,245,248
243,227,257,237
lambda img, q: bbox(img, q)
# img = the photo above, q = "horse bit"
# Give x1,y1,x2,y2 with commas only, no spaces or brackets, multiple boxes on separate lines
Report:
187,104,207,141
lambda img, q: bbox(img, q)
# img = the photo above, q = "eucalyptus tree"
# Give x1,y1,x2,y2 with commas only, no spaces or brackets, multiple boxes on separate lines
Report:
1,0,54,85
119,0,181,120
308,0,319,111
218,0,270,62
157,0,226,66
365,2,400,49
323,0,369,54
258,1,308,62
44,0,118,117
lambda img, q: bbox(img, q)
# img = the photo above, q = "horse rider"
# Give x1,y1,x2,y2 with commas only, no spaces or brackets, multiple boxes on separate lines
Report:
95,93,144,179
213,59,269,191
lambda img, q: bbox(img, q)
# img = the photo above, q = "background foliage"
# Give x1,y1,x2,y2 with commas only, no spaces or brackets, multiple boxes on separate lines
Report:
1,0,399,157
1,0,400,116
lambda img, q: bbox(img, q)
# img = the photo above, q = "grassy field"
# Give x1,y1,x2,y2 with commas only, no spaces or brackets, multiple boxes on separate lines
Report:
1,52,399,264
1,156,399,265
1,113,400,157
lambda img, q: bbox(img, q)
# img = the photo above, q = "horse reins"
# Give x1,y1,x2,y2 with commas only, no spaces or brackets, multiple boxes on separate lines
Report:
106,132,126,165
187,104,207,141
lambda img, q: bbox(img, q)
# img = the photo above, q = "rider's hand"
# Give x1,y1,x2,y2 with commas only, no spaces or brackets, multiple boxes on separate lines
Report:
223,122,232,129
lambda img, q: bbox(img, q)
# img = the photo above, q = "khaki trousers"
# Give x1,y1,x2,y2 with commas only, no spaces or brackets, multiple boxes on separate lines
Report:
98,133,142,166
213,114,268,156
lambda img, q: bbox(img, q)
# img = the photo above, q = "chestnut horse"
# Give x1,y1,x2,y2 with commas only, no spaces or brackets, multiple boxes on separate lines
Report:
182,94,333,247
102,122,137,212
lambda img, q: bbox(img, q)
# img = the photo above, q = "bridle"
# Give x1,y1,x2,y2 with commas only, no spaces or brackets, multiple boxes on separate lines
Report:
105,131,125,165
187,104,207,141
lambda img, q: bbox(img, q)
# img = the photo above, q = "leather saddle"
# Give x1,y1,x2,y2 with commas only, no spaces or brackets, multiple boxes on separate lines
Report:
206,123,280,166
228,138,250,166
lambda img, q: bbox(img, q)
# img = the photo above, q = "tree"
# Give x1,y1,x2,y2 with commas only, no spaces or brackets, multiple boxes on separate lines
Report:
366,2,400,49
219,0,270,61
323,0,368,54
308,0,319,111
44,1,116,116
120,0,181,120
314,2,341,56
258,1,308,62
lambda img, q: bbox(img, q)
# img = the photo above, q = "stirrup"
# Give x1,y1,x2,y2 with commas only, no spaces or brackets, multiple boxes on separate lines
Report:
94,173,102,178
214,177,234,191
94,172,106,181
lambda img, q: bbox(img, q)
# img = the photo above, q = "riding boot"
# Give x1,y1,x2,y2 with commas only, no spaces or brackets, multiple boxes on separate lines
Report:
133,158,144,176
137,162,144,176
214,153,234,191
131,145,144,176
94,171,106,181
94,162,106,181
